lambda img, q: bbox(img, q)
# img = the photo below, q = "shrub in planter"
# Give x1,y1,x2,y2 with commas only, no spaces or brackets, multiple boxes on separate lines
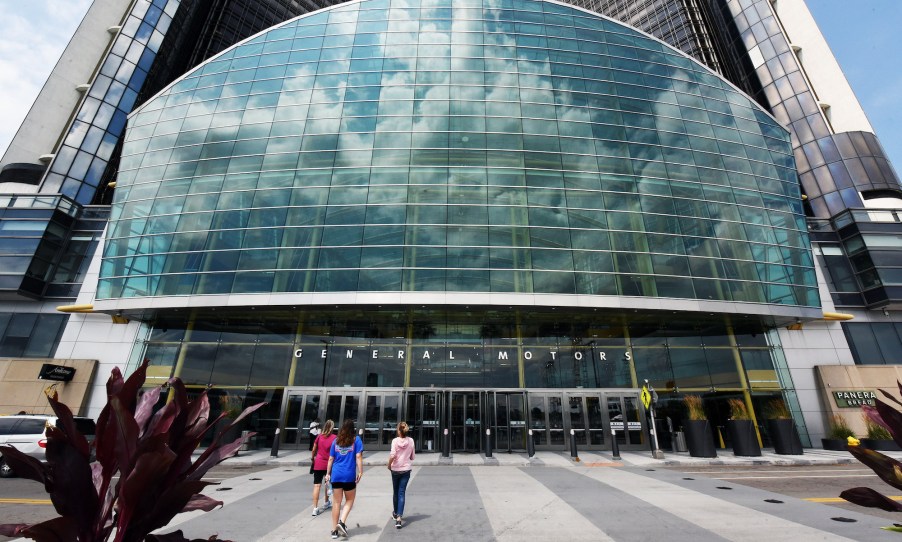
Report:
861,412,901,452
764,399,803,455
727,398,760,457
214,393,245,445
683,395,716,458
0,359,263,542
840,381,902,531
822,414,855,451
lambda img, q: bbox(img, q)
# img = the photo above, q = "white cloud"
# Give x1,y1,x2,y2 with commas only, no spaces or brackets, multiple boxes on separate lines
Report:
0,0,92,157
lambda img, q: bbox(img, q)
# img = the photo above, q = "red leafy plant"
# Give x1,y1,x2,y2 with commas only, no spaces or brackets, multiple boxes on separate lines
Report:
840,380,902,532
0,359,263,542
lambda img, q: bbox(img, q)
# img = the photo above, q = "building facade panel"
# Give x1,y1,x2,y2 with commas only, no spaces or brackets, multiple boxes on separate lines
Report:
99,0,817,310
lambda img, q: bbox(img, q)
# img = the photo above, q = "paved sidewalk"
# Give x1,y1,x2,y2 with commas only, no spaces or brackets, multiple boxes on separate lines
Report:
15,446,898,542
227,445,895,468
155,451,901,541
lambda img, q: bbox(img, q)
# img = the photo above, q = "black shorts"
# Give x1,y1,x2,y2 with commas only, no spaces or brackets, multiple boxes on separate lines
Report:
313,469,327,484
331,481,357,491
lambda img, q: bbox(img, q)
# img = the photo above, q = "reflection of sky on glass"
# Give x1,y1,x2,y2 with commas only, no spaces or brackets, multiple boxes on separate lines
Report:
102,0,816,307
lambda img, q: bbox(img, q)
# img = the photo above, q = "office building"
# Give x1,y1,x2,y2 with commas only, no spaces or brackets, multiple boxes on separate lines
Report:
0,0,898,455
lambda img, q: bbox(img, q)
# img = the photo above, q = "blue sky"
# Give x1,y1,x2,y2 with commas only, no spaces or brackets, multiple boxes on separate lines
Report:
807,1,902,175
0,1,899,175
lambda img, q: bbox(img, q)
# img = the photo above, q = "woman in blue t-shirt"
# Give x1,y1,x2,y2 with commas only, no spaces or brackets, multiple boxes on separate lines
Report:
325,418,363,539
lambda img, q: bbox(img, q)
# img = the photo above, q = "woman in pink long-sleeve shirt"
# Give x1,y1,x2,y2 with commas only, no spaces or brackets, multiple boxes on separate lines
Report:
387,421,415,529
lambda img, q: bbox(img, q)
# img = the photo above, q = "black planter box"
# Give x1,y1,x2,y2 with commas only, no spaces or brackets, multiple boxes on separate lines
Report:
727,419,761,457
767,419,803,455
821,438,848,451
861,438,902,451
684,419,717,458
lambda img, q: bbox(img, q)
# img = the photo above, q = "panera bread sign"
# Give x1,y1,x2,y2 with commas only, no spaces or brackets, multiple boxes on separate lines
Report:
832,390,877,408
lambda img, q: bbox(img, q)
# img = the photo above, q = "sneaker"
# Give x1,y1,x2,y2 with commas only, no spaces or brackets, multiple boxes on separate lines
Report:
312,507,321,517
391,513,398,520
323,501,332,510
330,530,339,539
336,521,348,537
395,518,402,529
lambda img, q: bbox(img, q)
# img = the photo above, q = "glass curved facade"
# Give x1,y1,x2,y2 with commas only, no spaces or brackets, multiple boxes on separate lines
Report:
99,0,817,307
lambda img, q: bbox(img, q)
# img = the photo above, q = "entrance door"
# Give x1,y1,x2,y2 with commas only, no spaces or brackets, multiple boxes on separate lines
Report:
564,392,605,450
489,392,527,452
449,391,481,452
405,390,442,453
362,391,402,451
325,392,361,432
282,390,322,449
604,392,647,450
527,392,566,450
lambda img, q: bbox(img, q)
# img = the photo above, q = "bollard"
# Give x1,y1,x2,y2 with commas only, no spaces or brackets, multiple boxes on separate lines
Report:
270,427,281,457
442,428,450,458
569,429,579,461
527,429,535,457
611,427,621,460
485,428,493,458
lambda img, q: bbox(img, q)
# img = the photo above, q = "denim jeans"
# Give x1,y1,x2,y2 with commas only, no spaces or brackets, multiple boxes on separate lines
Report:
391,469,411,517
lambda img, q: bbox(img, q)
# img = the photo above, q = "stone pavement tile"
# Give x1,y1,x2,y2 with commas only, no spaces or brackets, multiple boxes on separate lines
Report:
581,467,856,542
472,466,613,541
143,461,902,542
524,467,734,542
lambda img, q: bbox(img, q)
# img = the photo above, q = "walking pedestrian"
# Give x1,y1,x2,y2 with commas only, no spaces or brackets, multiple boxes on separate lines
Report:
387,421,415,529
308,418,321,451
325,419,363,539
310,419,336,516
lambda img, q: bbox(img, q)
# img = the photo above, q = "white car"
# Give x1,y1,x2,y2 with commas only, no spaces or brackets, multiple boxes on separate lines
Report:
0,415,96,478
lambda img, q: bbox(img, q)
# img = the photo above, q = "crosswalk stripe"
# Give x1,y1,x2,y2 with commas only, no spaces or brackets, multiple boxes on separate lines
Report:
581,468,857,542
471,465,614,541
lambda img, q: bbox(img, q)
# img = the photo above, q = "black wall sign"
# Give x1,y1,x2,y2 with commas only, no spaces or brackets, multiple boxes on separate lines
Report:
38,364,76,382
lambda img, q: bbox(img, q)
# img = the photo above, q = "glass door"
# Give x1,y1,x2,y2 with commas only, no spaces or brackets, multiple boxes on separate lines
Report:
490,392,527,452
325,391,361,433
586,395,605,447
564,392,605,450
362,391,402,451
527,392,566,450
604,392,647,450
566,394,586,447
281,389,322,449
449,391,482,452
405,390,441,453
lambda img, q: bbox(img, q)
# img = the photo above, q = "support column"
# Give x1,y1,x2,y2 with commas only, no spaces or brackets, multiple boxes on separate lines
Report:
168,309,196,402
726,319,762,446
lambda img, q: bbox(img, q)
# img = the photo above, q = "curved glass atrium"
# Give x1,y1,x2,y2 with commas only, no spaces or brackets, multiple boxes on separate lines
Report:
99,0,817,309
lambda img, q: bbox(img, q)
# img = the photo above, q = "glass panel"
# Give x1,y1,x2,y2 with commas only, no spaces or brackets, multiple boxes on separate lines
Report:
422,392,439,452
364,394,380,446
607,396,626,446
623,396,645,445
529,395,547,446
345,395,360,424
300,394,321,449
548,395,565,446
586,396,605,446
284,394,303,445
382,394,400,445
568,395,586,445
326,394,344,425
509,393,526,451
494,394,508,451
